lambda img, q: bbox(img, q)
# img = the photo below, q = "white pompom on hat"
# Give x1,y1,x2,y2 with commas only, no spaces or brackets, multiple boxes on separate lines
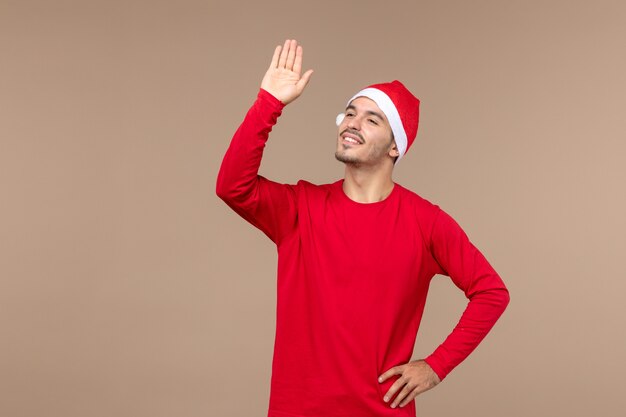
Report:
336,80,420,164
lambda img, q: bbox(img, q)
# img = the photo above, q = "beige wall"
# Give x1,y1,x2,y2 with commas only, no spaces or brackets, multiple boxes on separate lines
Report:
1,0,625,416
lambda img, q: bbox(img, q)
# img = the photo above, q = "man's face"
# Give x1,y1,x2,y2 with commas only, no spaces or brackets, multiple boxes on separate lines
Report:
335,97,398,166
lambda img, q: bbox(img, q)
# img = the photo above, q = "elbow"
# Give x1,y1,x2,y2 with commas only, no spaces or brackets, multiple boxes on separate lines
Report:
490,286,510,309
500,288,511,311
215,180,239,205
469,286,510,313
485,274,511,312
215,178,229,201
215,174,253,207
215,170,237,203
492,287,511,316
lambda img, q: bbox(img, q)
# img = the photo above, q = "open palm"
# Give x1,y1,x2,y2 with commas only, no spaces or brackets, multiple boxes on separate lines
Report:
261,39,314,105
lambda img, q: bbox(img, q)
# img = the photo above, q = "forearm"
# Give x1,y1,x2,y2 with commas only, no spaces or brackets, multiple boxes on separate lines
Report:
215,88,285,206
424,285,510,381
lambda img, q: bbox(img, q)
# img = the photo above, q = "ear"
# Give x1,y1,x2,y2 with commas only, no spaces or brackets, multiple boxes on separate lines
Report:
388,140,400,158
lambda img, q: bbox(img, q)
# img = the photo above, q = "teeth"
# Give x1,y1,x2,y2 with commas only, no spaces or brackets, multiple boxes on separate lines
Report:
344,137,359,144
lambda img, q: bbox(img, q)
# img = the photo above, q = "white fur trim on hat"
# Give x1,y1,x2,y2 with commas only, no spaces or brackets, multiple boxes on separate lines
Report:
347,88,408,162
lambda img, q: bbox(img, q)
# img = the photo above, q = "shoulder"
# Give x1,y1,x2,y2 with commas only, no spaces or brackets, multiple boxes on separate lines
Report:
394,182,442,218
393,182,446,245
395,184,475,245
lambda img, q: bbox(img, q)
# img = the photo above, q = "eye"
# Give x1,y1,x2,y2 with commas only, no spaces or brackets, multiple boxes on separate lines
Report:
368,119,378,125
346,112,355,117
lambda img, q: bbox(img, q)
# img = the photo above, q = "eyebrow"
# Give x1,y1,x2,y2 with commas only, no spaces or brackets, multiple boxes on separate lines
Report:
346,104,385,121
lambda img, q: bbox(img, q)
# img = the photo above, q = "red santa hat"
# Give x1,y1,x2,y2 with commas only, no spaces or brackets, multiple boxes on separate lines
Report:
336,80,420,164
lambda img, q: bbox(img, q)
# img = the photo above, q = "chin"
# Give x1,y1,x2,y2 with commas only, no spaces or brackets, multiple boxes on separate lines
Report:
335,151,360,164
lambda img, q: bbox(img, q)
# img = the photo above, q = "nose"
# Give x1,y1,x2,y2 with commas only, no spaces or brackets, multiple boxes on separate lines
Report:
346,116,360,130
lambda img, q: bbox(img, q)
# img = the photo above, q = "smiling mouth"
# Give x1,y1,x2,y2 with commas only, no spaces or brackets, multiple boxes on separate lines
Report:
342,136,361,145
341,130,364,145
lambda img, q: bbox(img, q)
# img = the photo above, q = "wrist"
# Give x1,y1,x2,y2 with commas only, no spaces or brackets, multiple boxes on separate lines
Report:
259,88,286,109
423,356,445,382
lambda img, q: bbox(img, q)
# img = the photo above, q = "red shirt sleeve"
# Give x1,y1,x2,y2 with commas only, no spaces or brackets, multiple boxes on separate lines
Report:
423,207,510,381
215,89,298,245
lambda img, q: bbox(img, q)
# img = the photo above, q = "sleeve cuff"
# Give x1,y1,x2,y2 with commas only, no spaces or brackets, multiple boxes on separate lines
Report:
258,88,286,110
423,355,447,382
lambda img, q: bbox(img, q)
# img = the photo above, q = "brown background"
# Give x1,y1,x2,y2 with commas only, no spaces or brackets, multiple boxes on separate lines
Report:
1,0,625,416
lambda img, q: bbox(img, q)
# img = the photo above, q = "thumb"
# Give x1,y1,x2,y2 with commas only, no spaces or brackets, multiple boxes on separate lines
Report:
296,69,314,92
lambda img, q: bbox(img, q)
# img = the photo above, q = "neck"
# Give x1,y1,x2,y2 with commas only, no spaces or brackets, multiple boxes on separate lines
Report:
342,164,395,203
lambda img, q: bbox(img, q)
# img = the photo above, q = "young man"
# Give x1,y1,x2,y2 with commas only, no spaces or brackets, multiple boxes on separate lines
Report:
216,39,510,417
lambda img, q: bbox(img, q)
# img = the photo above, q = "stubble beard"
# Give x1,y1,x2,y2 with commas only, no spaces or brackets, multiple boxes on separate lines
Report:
336,130,363,165
335,149,361,165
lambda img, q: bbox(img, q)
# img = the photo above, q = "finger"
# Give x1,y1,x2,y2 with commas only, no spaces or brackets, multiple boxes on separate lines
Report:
296,69,314,92
379,365,402,382
293,45,303,74
286,39,297,70
398,386,420,407
391,383,414,408
278,39,291,68
269,45,281,69
383,377,405,403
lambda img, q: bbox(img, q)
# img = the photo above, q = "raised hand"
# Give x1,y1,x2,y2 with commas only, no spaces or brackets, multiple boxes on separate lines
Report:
261,39,314,105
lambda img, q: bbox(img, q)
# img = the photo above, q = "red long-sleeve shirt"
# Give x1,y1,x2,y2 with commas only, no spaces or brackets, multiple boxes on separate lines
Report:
216,88,510,417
